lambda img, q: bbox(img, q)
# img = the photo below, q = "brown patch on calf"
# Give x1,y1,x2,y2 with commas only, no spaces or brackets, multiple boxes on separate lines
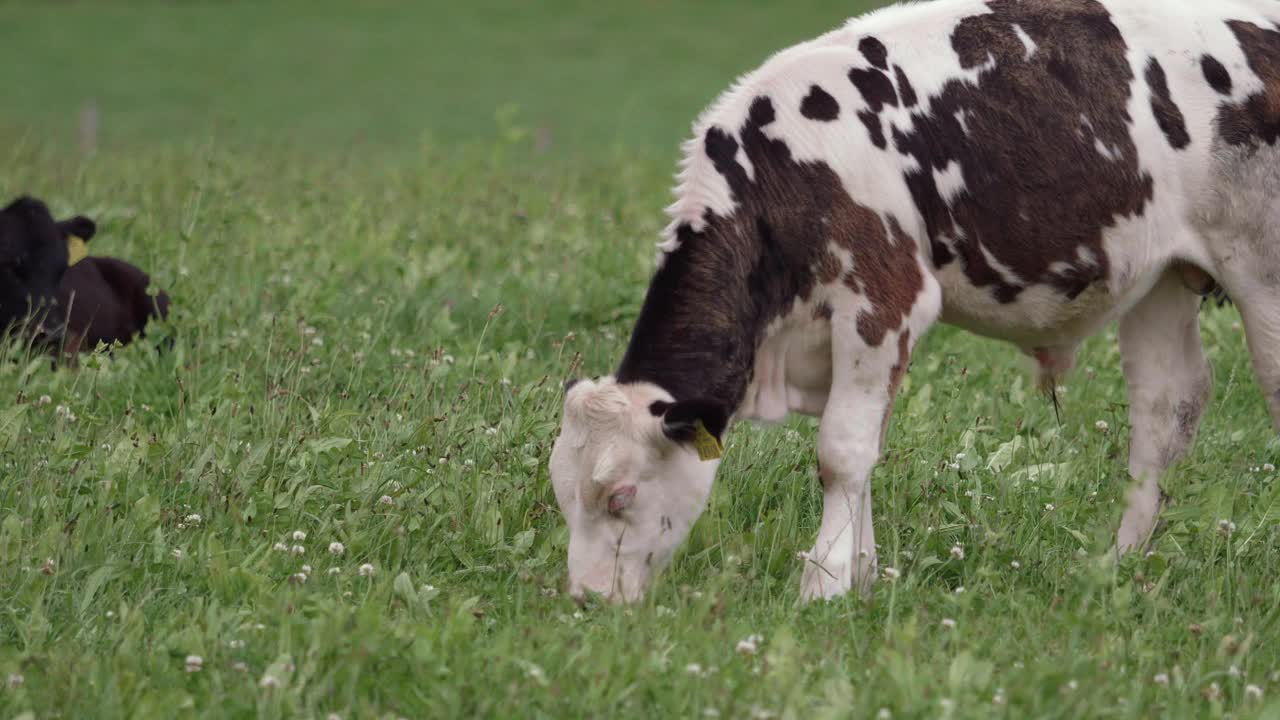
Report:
858,110,887,149
1146,57,1191,150
801,85,841,121
849,67,899,113
891,0,1153,303
859,37,889,70
894,66,918,107
1201,55,1233,95
1171,370,1212,462
1217,21,1280,147
1174,398,1200,444
617,97,924,407
816,251,842,284
879,329,912,450
840,215,924,347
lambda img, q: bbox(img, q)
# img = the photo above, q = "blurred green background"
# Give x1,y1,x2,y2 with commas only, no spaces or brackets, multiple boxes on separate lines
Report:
0,0,876,154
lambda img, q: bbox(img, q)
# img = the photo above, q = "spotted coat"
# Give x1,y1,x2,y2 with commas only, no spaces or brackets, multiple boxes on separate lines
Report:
553,0,1280,603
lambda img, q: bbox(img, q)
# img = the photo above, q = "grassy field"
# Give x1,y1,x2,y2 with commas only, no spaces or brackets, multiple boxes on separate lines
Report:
3,1,1280,718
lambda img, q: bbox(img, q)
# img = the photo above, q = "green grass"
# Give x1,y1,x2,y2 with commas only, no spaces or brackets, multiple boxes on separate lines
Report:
0,0,858,153
3,2,1280,718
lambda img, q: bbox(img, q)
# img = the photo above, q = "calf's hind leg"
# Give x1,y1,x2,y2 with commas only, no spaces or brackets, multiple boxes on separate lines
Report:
1232,285,1280,430
1116,270,1211,552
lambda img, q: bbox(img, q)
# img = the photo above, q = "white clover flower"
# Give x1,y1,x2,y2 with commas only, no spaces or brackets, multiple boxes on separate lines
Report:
882,567,901,580
291,545,305,555
358,563,375,577
1265,463,1276,473
949,545,965,560
1218,519,1237,537
878,709,892,720
259,674,282,689
329,542,345,555
736,634,763,656
685,663,704,676
292,530,307,542
300,565,312,574
1010,560,1022,570
992,689,1006,706
327,567,341,576
1045,503,1056,511
184,513,202,525
289,572,308,584
526,664,546,682
1064,679,1078,692
185,655,203,673
6,673,24,688
954,586,966,594
36,395,51,406
272,542,288,553
378,495,394,505
541,587,558,598
1153,672,1170,686
1095,420,1109,432
1229,665,1242,678
941,618,957,629
228,639,245,649
485,427,499,436
1246,685,1264,701
172,548,185,560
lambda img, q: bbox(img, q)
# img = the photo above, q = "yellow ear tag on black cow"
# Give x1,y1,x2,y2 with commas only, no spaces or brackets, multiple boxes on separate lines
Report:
693,421,723,462
67,236,88,267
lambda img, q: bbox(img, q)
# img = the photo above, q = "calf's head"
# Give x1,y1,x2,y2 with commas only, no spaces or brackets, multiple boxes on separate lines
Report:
0,196,95,338
550,378,726,603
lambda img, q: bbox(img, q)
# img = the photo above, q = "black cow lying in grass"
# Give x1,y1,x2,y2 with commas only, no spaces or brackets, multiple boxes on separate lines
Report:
0,195,169,357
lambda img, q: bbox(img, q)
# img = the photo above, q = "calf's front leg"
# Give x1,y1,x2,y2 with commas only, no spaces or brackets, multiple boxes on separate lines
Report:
800,302,934,601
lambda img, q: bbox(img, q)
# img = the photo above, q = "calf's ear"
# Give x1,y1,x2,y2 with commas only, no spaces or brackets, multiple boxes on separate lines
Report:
650,399,728,443
57,216,96,242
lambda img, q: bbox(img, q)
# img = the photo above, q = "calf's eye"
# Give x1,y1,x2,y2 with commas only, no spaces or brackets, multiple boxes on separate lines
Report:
607,485,636,516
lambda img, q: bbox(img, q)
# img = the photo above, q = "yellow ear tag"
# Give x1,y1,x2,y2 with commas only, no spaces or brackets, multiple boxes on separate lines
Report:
693,420,723,462
67,236,88,267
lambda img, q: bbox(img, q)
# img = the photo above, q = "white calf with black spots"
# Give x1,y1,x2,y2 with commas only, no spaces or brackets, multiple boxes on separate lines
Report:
550,0,1280,603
